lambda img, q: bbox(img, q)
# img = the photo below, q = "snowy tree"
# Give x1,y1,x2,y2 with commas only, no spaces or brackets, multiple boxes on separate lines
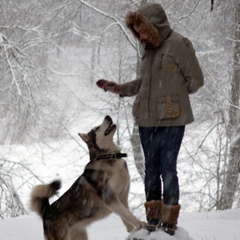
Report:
220,0,240,210
0,156,44,219
0,0,81,218
1,0,240,218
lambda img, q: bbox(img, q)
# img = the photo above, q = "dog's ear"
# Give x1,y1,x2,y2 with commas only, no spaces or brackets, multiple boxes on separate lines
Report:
78,133,89,143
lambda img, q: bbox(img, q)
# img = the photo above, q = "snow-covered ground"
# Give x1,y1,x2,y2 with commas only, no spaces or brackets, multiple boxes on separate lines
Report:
0,208,239,240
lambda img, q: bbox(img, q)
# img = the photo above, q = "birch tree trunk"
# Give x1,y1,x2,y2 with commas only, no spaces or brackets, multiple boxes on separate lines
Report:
129,0,147,181
220,1,240,209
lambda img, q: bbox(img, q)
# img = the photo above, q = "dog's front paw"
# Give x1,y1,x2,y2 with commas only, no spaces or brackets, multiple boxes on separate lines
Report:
126,225,134,233
136,221,148,230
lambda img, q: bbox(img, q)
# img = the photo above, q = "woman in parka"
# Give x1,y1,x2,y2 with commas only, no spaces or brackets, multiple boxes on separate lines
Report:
97,3,204,235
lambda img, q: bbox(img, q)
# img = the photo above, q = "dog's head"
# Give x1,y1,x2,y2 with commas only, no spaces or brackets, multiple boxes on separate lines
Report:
79,116,120,161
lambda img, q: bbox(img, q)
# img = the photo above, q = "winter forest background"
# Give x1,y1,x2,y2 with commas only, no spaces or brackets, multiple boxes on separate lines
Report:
1,0,240,219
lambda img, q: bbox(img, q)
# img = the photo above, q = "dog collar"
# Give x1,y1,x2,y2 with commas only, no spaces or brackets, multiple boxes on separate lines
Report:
96,151,127,161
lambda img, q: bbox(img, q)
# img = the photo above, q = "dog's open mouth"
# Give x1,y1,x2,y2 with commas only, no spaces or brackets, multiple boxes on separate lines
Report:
105,122,116,136
104,116,116,136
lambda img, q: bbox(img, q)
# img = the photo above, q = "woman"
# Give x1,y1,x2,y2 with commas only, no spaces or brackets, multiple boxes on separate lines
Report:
97,3,204,235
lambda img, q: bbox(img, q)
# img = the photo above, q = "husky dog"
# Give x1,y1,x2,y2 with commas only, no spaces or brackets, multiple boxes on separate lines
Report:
30,115,147,240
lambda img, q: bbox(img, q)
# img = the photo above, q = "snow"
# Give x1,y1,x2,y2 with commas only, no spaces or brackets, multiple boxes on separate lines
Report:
0,208,239,240
1,112,240,240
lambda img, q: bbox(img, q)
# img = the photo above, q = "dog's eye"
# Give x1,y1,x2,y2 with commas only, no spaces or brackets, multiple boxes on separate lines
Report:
95,127,100,132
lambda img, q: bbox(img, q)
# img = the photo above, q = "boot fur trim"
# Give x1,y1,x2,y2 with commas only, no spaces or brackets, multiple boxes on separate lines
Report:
162,203,181,227
144,200,162,222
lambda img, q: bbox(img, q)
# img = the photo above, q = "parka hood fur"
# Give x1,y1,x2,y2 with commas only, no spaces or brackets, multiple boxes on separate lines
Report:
125,3,172,48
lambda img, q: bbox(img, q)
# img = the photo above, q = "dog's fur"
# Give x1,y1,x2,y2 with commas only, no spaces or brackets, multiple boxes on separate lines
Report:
30,115,146,240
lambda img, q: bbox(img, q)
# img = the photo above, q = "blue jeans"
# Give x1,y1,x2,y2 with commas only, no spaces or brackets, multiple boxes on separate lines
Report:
139,126,185,205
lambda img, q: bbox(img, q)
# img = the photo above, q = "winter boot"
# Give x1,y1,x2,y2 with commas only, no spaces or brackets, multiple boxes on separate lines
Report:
162,203,181,236
144,200,162,227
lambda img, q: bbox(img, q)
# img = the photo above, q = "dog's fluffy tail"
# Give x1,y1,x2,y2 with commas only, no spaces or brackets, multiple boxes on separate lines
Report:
30,180,61,218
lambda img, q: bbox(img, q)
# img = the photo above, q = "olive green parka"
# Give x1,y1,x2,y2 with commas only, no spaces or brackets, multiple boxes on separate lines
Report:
120,3,204,127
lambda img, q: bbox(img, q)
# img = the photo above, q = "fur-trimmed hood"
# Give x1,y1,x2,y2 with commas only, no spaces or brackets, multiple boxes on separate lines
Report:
125,3,172,48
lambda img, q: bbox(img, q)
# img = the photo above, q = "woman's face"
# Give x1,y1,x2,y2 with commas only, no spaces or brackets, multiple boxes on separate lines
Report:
134,25,151,44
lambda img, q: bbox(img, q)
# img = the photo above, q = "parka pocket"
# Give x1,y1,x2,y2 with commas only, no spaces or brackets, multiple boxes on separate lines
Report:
157,95,180,119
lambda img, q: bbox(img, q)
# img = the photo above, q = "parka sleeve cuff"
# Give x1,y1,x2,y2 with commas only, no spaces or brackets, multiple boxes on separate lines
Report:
118,78,142,97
